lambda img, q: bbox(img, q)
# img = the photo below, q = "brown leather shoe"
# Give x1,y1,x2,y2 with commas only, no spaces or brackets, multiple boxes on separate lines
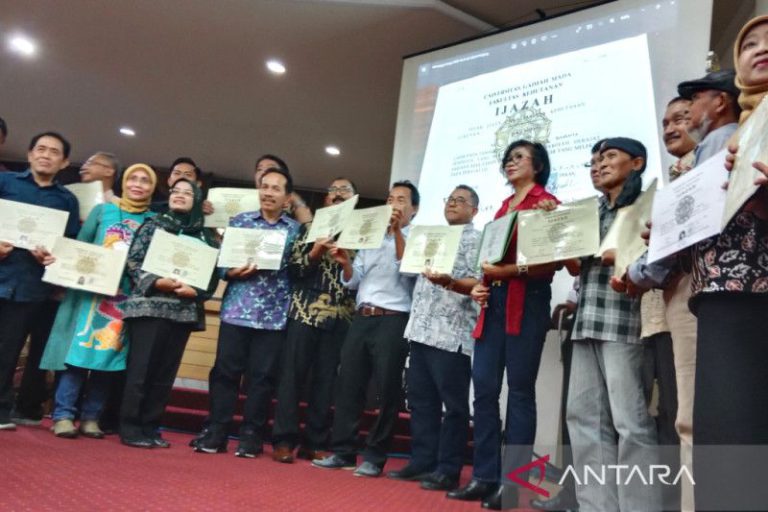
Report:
272,444,295,463
296,446,329,461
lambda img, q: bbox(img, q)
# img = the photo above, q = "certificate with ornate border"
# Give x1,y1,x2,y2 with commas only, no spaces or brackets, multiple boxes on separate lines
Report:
141,229,219,289
43,237,127,296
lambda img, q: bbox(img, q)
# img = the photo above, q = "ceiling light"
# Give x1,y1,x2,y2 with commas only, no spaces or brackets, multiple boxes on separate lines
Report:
266,59,286,75
8,35,37,57
119,127,136,137
325,145,341,157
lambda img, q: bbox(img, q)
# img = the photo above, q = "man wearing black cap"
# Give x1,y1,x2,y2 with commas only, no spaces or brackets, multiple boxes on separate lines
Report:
677,69,740,165
566,137,660,512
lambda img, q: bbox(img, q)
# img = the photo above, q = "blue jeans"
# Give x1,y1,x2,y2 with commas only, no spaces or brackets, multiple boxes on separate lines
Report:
407,341,471,478
52,366,110,421
471,281,550,484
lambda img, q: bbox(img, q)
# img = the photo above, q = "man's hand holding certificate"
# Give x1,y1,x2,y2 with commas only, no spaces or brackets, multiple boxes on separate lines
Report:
400,225,463,274
517,197,600,265
336,205,392,250
141,229,219,289
204,188,261,228
43,237,127,296
218,227,287,270
305,195,359,243
0,198,70,251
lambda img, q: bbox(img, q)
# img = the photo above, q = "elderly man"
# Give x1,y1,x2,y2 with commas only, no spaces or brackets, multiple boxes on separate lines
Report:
79,152,121,202
386,185,481,491
271,177,358,463
567,138,660,512
313,181,419,477
0,132,79,430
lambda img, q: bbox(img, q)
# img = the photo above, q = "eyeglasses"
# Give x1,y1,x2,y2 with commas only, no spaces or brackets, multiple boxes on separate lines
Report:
327,185,354,194
444,196,472,206
503,152,531,166
83,160,113,169
169,188,194,197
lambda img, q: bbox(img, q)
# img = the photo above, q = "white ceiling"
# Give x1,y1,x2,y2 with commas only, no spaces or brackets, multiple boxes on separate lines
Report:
0,0,744,197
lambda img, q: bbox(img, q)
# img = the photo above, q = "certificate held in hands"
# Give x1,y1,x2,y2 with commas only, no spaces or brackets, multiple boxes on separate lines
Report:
43,237,127,296
336,205,392,250
217,227,288,270
141,229,219,290
399,225,464,274
304,195,359,243
0,198,70,250
65,181,104,221
517,197,600,265
204,188,261,228
475,213,516,270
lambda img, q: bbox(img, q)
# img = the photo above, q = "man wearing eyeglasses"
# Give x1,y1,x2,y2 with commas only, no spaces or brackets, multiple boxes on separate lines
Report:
271,177,358,463
386,185,481,491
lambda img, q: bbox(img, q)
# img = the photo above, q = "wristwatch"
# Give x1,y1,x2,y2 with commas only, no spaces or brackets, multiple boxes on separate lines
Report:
517,264,528,276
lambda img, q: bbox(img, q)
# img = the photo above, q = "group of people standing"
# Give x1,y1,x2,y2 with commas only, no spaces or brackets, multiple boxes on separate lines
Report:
2,13,768,512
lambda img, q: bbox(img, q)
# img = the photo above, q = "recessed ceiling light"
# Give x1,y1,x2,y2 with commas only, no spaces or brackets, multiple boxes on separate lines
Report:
325,145,341,156
8,34,37,57
266,59,286,75
119,127,136,137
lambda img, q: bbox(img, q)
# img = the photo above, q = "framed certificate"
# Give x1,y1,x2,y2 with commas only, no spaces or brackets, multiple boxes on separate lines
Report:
217,227,288,270
399,224,464,274
0,198,70,250
517,197,600,265
43,237,127,296
475,212,516,270
204,188,261,228
336,205,392,250
304,195,359,243
65,181,104,222
140,229,219,289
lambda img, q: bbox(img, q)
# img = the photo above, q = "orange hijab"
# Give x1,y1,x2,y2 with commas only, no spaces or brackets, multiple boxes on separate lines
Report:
113,163,158,213
734,15,768,124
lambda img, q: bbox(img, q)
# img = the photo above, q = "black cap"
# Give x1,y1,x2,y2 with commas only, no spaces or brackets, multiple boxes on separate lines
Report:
600,137,647,172
677,69,739,100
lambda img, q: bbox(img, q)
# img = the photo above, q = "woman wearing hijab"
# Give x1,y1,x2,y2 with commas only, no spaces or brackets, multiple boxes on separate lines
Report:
690,16,768,509
41,164,157,439
119,178,219,448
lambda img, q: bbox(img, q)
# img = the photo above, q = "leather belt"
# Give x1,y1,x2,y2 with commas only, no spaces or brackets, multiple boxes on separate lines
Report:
357,305,405,317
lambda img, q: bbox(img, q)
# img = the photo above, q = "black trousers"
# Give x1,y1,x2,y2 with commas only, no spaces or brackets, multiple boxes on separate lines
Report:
208,322,284,440
641,331,679,446
331,314,409,467
0,299,40,421
272,318,347,450
693,293,768,511
120,317,192,439
15,299,59,418
406,341,470,478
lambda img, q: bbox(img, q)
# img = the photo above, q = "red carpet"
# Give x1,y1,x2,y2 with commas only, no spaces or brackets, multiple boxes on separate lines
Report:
1,421,539,511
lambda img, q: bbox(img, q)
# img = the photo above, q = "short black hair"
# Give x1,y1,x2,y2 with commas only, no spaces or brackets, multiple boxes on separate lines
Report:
256,154,290,174
667,96,690,107
331,176,357,193
392,180,420,207
0,117,7,138
501,139,551,187
170,157,202,180
591,138,609,154
454,184,479,207
28,131,71,158
261,167,294,194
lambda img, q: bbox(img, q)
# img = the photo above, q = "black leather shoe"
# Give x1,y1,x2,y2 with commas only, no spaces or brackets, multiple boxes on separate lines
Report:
420,472,458,491
482,485,519,510
446,479,497,501
387,464,432,481
151,436,171,448
121,436,154,449
530,488,579,511
193,431,228,454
